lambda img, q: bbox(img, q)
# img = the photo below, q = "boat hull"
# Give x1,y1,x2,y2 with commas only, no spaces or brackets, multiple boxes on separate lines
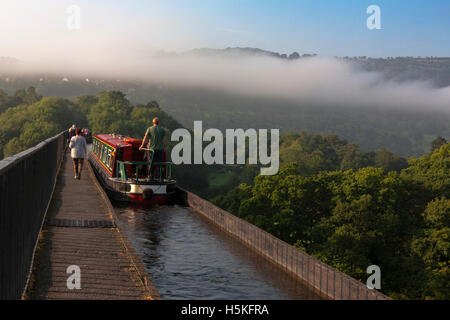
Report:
89,153,176,205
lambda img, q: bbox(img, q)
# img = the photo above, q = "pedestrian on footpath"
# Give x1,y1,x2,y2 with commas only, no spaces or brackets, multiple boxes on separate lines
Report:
69,127,87,180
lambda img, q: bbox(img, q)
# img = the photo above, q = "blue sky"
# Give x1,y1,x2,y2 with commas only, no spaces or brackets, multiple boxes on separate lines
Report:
1,0,449,58
112,0,450,57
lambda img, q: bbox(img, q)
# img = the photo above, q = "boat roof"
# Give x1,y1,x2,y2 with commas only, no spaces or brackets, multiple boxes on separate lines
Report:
95,134,141,148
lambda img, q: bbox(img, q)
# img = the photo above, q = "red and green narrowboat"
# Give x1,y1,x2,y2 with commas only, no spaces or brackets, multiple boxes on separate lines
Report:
88,133,176,205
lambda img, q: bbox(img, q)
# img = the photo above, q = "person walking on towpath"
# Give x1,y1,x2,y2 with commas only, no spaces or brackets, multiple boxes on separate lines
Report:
69,127,87,180
67,124,76,148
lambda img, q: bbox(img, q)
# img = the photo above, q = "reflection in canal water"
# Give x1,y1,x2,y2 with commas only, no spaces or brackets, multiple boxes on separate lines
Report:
114,203,322,300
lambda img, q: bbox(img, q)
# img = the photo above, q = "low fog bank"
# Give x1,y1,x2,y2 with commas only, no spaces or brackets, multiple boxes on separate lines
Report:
1,51,449,113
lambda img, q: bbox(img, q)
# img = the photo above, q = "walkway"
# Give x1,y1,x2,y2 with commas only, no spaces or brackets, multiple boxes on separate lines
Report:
25,152,159,300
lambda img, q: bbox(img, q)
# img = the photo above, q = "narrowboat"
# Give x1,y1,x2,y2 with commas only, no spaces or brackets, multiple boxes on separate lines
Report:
88,133,176,205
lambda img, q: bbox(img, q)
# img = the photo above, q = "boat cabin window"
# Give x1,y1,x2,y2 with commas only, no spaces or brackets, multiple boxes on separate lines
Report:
106,148,112,169
101,145,107,164
94,140,102,158
93,140,99,155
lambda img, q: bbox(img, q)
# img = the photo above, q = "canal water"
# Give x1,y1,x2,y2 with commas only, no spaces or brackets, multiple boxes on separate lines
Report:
114,203,321,300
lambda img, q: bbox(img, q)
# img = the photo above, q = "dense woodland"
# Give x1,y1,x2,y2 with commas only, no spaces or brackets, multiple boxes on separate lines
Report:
214,137,449,300
0,88,215,194
0,87,448,299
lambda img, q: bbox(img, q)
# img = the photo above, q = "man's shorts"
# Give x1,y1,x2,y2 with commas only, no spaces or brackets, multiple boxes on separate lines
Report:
152,149,164,163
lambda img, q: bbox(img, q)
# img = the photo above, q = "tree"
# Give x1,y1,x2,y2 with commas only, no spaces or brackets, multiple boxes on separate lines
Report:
288,52,300,60
374,148,409,172
339,143,364,170
0,87,42,114
431,136,447,153
411,198,450,299
76,95,99,117
87,91,132,134
402,143,449,198
0,97,81,158
147,101,160,109
24,87,42,105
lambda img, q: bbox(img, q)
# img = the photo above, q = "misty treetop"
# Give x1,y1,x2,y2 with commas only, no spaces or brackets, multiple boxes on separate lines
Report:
0,94,84,158
1,55,449,157
85,90,183,138
0,86,42,114
279,132,409,174
0,88,181,159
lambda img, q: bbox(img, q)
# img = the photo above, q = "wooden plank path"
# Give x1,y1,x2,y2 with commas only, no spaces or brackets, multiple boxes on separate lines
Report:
25,152,160,300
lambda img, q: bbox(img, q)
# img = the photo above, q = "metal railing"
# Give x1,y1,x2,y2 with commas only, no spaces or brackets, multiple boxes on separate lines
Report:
116,149,173,182
116,161,173,182
0,131,66,299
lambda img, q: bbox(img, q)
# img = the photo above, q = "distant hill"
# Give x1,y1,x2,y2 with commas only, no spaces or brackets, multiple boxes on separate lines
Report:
185,47,317,60
173,47,450,87
2,48,449,86
347,56,450,88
